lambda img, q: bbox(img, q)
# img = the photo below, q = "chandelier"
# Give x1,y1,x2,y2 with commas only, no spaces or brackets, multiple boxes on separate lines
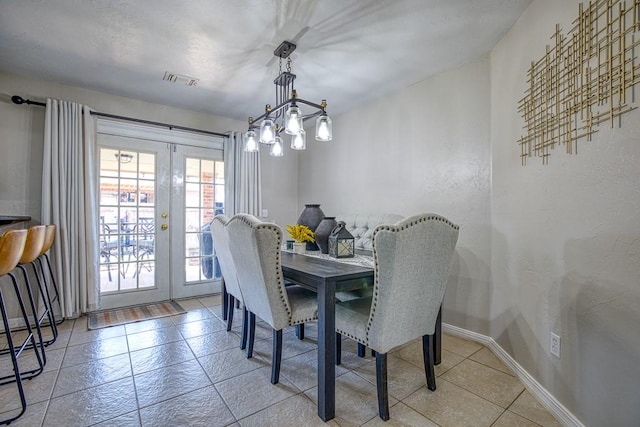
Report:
244,41,332,156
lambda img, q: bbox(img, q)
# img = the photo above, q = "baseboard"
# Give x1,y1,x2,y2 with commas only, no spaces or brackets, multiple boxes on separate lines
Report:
443,323,584,427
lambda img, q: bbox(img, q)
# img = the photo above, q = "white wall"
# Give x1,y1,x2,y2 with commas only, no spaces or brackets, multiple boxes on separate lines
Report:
491,1,640,425
299,56,493,334
0,72,299,226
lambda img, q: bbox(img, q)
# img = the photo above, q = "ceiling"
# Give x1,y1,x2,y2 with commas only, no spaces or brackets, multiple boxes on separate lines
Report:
0,0,532,123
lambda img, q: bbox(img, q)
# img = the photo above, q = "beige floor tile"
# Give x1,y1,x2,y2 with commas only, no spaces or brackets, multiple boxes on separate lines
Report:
62,335,129,367
392,339,465,376
509,390,562,427
469,347,514,376
362,402,439,426
215,366,299,420
129,340,195,375
279,349,349,392
441,359,524,408
441,333,483,357
134,359,212,407
336,338,375,371
0,347,64,377
0,370,57,413
139,385,235,427
174,297,206,310
239,393,338,427
171,307,216,326
198,294,223,307
199,346,268,383
403,378,503,427
55,318,75,333
175,316,227,339
68,323,126,346
46,331,71,350
186,329,242,357
493,410,543,427
232,319,274,342
0,400,47,427
44,377,138,426
305,371,398,427
126,325,183,352
251,329,317,361
353,355,428,401
93,410,141,427
53,353,132,397
124,316,175,335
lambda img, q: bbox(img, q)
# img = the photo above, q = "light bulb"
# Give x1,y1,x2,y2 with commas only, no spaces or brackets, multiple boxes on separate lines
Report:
260,119,275,144
285,105,303,135
270,136,284,157
291,129,306,150
244,129,259,152
315,114,332,141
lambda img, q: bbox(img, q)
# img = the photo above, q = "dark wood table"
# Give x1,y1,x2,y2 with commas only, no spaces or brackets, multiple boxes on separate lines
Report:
281,251,373,421
280,250,443,421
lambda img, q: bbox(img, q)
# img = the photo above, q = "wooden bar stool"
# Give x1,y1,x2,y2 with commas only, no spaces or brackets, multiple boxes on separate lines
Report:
14,226,52,357
0,229,45,425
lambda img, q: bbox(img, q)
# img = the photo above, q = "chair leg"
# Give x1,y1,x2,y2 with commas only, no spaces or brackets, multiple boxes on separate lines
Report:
13,266,47,364
335,332,342,365
295,323,304,340
358,343,366,357
271,329,283,384
227,295,234,331
33,260,58,345
422,334,436,391
371,349,376,357
434,305,442,365
240,307,248,350
222,279,228,320
375,352,390,421
0,287,28,425
246,312,256,358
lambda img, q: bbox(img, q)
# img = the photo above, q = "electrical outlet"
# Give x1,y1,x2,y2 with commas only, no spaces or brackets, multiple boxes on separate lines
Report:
261,209,268,217
550,332,561,358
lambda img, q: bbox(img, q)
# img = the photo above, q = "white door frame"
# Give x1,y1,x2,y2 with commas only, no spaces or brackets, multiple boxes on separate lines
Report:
96,119,224,307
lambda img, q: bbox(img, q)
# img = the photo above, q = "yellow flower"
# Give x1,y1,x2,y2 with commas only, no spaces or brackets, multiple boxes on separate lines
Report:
286,224,315,243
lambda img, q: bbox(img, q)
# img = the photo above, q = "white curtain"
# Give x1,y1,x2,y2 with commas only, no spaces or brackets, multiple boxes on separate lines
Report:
42,99,99,317
223,131,262,216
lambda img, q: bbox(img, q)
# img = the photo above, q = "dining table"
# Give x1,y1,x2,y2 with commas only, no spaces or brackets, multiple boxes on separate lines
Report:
280,249,443,421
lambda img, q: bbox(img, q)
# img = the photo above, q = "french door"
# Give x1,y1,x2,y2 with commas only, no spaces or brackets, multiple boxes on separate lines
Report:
97,121,224,309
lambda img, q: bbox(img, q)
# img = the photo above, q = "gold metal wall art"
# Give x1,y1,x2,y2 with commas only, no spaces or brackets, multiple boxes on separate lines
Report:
518,0,640,165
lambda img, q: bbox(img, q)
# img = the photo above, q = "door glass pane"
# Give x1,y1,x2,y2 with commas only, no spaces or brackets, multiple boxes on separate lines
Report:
184,157,223,284
99,148,156,294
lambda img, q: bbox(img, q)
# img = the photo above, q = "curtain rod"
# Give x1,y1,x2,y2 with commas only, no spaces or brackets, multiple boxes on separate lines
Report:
11,95,229,138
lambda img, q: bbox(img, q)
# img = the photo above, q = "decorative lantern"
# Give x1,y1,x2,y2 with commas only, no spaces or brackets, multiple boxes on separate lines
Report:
328,221,355,258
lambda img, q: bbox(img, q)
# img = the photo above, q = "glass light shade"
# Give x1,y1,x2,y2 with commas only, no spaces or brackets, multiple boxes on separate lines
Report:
259,119,276,144
269,136,284,157
244,129,259,152
291,129,306,150
315,114,333,141
284,105,303,135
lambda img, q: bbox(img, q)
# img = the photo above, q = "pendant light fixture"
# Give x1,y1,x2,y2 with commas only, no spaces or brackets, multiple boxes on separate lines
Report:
243,41,333,156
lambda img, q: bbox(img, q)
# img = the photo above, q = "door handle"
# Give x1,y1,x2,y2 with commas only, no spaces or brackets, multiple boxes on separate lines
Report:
161,224,168,231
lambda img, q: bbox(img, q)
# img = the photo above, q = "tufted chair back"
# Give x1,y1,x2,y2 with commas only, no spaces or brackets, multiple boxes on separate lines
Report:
336,214,404,250
211,215,243,303
366,214,458,354
227,214,292,330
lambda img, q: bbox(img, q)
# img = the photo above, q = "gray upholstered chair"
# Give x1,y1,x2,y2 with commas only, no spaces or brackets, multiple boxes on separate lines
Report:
335,213,459,420
227,213,318,384
211,215,248,347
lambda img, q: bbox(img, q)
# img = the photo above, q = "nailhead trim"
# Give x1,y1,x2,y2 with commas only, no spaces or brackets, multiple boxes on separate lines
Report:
365,214,459,344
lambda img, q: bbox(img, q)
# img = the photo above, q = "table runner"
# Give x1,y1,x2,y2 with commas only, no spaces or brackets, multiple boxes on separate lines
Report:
282,247,374,268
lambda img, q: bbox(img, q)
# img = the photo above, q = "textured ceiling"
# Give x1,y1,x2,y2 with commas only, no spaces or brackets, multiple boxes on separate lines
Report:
0,0,532,122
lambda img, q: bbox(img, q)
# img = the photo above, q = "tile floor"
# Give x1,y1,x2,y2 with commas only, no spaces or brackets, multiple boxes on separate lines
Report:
0,295,563,426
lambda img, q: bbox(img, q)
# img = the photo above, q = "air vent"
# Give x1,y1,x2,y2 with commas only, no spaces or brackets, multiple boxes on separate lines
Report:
162,71,199,86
